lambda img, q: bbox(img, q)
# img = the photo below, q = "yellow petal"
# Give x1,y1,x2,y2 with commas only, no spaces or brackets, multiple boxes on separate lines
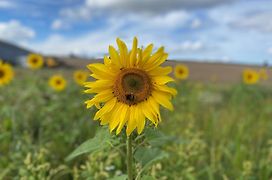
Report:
93,89,114,102
116,38,128,67
153,76,175,85
152,91,174,111
135,106,146,134
148,66,172,76
126,106,137,136
109,45,121,68
116,105,129,134
141,102,158,126
94,98,117,120
145,53,168,71
87,63,115,80
143,46,164,68
129,37,138,67
154,84,177,96
109,103,124,133
84,80,113,89
100,113,111,125
143,44,154,61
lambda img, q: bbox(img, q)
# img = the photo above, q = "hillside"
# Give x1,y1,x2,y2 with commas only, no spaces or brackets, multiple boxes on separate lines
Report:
0,40,32,64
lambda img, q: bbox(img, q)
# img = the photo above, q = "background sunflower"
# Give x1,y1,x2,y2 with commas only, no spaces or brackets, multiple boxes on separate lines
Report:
243,69,259,85
46,58,58,68
73,70,88,85
48,75,67,91
259,68,268,80
0,60,14,86
27,54,44,70
174,64,189,80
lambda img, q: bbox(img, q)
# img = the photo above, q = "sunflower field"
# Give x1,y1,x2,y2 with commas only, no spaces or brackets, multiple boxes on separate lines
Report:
1,38,272,180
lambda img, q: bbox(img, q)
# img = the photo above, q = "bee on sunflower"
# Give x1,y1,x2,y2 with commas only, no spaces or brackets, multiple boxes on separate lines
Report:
27,53,44,70
243,69,259,85
73,70,89,86
0,60,14,86
48,75,67,91
174,64,189,80
84,37,177,136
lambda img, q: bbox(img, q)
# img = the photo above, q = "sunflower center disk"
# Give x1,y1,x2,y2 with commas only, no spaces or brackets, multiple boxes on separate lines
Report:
32,58,38,64
0,69,5,78
114,68,152,105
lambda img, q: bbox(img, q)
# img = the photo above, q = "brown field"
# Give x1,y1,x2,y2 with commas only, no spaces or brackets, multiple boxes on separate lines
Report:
59,57,272,84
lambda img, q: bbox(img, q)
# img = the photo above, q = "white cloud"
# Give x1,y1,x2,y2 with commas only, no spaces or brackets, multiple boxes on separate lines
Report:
60,6,92,20
51,19,70,30
0,20,35,43
52,0,236,30
230,11,272,33
175,40,204,52
191,18,201,29
268,47,272,54
0,0,14,8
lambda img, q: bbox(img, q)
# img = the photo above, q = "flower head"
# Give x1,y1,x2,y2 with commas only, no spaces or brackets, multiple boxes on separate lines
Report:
27,54,44,70
48,75,67,91
0,60,14,86
174,64,189,80
74,70,89,86
84,37,177,136
259,68,268,80
46,58,58,68
243,69,259,85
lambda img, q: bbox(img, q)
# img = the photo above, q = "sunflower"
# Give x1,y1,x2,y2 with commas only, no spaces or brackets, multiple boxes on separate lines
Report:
46,58,58,68
0,60,14,86
73,70,89,85
243,69,259,85
27,53,44,69
174,64,189,80
84,37,177,136
48,75,67,91
259,68,268,80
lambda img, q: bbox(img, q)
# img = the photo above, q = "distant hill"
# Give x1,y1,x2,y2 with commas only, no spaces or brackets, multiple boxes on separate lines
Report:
0,40,33,64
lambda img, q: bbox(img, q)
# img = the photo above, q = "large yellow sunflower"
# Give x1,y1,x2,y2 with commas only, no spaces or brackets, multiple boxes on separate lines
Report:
243,69,259,85
73,70,89,85
27,53,44,69
174,64,189,80
48,75,67,91
259,68,268,80
0,60,14,86
84,37,177,136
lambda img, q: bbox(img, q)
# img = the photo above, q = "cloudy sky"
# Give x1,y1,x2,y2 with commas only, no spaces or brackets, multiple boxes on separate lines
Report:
0,0,272,64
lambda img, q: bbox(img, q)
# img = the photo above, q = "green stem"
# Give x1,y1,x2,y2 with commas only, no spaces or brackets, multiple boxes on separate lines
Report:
127,135,133,180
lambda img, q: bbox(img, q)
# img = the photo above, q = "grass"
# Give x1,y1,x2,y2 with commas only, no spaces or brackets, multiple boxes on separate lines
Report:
0,68,272,179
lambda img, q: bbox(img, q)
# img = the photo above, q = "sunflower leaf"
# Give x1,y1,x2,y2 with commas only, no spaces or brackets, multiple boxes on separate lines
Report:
65,128,114,161
145,128,173,147
134,147,168,173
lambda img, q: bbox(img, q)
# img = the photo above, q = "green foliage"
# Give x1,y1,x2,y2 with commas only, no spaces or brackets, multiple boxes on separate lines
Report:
1,69,272,179
66,128,115,161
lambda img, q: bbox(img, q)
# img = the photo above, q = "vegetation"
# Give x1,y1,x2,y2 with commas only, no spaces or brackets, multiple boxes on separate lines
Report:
0,68,272,179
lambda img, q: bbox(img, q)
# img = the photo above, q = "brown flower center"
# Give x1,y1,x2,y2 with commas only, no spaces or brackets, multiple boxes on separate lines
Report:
56,79,62,85
247,74,252,80
179,69,184,74
32,58,38,64
113,68,152,105
0,69,5,78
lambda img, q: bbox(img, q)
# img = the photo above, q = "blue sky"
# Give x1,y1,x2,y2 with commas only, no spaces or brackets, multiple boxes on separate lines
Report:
0,0,272,64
